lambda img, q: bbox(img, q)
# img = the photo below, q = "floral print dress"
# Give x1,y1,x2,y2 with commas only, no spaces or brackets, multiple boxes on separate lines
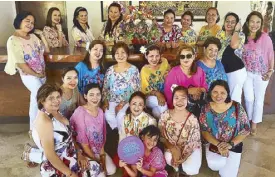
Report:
99,21,124,42
158,110,201,160
102,65,140,103
119,111,157,142
159,24,181,42
199,102,250,142
43,26,68,48
140,58,170,94
142,147,168,177
178,28,197,47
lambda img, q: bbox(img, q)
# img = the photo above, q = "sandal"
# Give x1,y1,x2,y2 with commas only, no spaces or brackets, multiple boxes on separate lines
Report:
21,143,39,168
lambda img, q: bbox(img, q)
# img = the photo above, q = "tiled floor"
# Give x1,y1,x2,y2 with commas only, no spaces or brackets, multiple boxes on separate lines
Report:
0,115,275,177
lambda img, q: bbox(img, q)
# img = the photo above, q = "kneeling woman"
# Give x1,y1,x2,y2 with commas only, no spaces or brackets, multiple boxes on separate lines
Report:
32,84,100,177
70,83,116,176
159,86,202,176
199,80,250,177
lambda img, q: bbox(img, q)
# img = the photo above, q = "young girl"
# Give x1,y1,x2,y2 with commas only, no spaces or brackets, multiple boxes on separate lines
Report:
75,40,105,95
102,42,140,131
159,86,201,176
140,45,170,119
119,91,157,142
164,45,208,117
119,125,168,177
70,83,116,176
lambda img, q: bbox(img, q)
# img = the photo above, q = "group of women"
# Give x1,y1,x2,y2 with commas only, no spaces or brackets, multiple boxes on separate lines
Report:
3,2,274,177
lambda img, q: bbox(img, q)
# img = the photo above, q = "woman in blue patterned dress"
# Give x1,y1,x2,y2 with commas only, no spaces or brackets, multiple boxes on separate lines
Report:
75,40,106,95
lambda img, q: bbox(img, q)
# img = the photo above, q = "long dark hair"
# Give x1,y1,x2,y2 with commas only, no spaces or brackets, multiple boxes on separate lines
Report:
46,7,62,29
243,11,263,44
104,2,123,38
172,45,197,75
73,7,89,33
82,40,106,74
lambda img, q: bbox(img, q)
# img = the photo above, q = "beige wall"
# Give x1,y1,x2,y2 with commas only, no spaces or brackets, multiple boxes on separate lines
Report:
0,1,16,47
0,1,251,47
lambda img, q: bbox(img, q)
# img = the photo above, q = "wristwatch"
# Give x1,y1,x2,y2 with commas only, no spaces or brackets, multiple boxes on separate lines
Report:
229,141,235,149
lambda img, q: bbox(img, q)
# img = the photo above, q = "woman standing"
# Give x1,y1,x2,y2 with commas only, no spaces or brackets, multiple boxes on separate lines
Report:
197,7,221,59
197,37,227,88
178,11,197,47
99,2,124,45
4,11,50,131
216,12,246,103
159,9,181,49
242,11,274,135
159,86,201,176
43,7,68,48
75,40,106,95
200,80,250,177
72,7,95,48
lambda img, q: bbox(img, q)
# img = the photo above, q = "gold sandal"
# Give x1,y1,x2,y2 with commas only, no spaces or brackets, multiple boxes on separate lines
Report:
21,143,39,168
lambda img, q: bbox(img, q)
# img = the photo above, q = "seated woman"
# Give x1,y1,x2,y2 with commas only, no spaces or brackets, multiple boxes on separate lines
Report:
32,84,101,177
159,86,202,176
200,80,250,177
119,91,157,142
4,11,49,132
119,125,168,177
164,45,208,117
43,7,68,48
197,7,221,59
102,42,140,131
216,12,246,103
72,7,95,48
197,37,227,88
140,45,170,119
159,9,181,49
99,2,124,45
178,11,197,47
70,83,116,176
75,40,105,95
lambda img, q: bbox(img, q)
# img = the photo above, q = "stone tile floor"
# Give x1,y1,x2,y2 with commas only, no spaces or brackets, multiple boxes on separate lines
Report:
0,115,275,177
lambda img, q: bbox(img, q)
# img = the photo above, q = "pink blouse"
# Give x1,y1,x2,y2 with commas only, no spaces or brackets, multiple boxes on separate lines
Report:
243,32,274,75
70,106,106,154
164,66,208,108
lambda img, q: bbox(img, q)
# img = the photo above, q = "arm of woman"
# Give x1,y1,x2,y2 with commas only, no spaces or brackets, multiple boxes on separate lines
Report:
35,30,50,53
230,23,243,49
266,35,275,80
37,114,74,176
81,143,97,161
16,63,44,77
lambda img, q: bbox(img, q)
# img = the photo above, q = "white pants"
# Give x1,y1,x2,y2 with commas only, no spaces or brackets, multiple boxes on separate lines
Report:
226,68,247,103
146,96,168,119
29,148,116,175
205,144,241,177
105,102,129,130
20,74,46,130
243,72,269,123
164,148,202,175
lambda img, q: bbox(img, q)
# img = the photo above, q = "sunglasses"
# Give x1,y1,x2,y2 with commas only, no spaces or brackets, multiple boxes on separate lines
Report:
180,54,193,60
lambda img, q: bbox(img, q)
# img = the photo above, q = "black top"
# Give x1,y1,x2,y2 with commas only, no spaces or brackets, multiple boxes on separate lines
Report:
221,45,245,73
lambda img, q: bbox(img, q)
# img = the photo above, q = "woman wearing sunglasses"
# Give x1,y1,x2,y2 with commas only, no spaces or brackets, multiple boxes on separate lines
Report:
164,46,208,116
197,37,228,89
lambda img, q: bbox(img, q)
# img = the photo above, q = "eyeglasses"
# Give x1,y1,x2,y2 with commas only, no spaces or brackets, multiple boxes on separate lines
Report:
180,54,193,60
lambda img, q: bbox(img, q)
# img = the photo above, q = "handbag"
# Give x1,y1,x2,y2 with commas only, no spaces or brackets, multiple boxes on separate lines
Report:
209,102,243,154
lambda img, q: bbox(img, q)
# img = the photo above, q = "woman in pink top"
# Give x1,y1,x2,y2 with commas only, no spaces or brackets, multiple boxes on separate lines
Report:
242,11,274,135
70,83,116,176
164,45,208,117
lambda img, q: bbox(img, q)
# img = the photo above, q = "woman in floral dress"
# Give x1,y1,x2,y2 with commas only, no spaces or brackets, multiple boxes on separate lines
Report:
159,86,202,176
178,11,197,47
43,7,68,48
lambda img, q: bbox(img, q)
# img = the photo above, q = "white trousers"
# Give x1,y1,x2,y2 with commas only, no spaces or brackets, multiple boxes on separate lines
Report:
243,72,269,123
29,148,116,175
226,68,247,103
20,74,46,130
205,144,241,177
105,102,129,130
164,148,202,175
146,96,168,119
